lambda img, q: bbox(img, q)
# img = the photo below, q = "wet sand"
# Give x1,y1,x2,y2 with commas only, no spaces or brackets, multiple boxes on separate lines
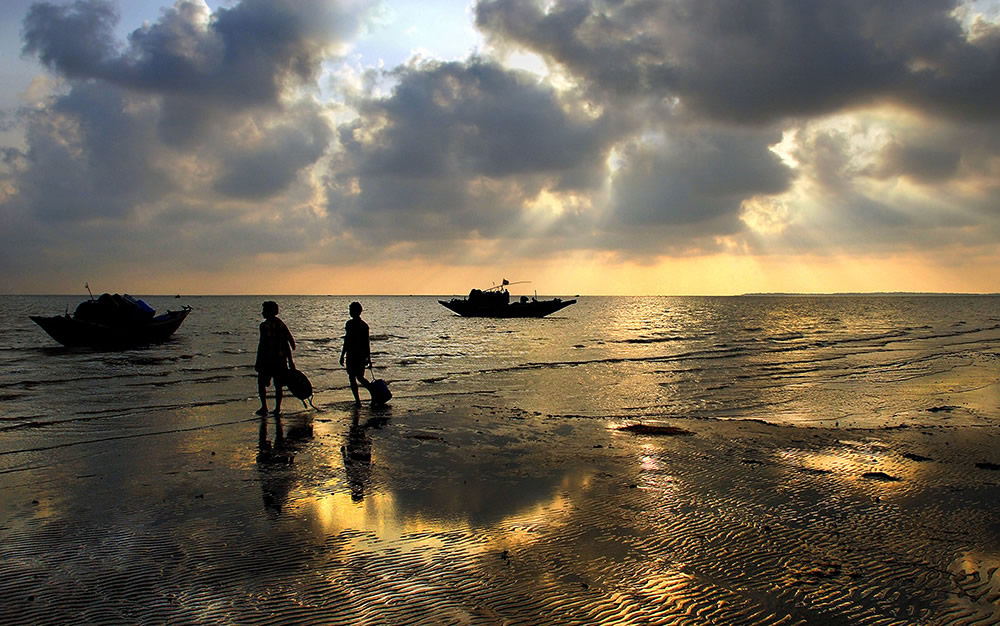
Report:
3,397,1000,624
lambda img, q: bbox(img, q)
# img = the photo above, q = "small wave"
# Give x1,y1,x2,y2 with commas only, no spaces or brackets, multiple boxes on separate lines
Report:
619,335,685,344
766,332,805,342
371,333,407,341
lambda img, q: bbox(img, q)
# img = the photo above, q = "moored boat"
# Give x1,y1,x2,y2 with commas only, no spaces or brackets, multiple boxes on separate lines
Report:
439,281,576,318
31,293,192,347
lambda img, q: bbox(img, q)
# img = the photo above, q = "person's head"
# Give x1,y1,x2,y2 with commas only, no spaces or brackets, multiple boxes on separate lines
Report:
262,301,279,318
349,301,363,318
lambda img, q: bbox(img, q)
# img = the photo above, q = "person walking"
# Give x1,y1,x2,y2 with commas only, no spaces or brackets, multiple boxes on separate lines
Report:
340,301,373,406
255,300,295,416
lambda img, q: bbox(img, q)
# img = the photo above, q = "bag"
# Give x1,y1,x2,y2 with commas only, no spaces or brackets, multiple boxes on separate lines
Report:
370,378,392,405
368,364,392,405
283,368,314,408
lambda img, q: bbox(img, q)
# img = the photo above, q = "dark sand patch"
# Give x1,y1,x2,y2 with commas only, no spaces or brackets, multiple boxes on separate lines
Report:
861,471,902,482
616,423,694,436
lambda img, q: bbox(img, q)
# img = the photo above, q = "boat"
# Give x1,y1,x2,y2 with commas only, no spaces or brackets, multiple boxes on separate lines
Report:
438,280,577,318
31,292,192,347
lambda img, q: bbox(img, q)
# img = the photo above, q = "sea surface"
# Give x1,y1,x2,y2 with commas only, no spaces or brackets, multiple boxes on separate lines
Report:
2,294,999,455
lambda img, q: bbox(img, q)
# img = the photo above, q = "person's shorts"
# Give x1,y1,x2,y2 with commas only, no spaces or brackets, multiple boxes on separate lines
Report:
258,367,288,387
346,357,367,378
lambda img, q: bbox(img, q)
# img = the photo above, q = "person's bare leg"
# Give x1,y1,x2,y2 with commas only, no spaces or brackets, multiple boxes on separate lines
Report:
349,374,362,405
257,376,269,415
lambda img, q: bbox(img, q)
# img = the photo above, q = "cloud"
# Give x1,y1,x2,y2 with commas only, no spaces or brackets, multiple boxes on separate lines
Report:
739,113,1000,255
608,126,792,229
22,0,369,108
21,0,121,80
13,81,169,221
0,0,376,286
327,57,617,242
475,0,1000,124
213,102,333,199
9,0,366,215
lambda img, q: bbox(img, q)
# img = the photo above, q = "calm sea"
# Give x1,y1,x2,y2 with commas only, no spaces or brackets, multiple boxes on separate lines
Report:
2,294,999,456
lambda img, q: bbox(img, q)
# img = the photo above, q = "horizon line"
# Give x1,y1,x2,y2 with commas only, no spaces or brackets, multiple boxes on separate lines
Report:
4,291,999,298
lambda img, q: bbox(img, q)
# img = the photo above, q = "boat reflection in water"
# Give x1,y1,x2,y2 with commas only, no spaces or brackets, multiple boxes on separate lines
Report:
439,280,576,318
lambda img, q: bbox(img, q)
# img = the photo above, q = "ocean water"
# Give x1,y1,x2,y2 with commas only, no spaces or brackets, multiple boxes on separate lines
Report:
2,294,999,456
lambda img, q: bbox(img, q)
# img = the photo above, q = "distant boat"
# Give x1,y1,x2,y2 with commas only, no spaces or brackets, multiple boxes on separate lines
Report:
31,293,192,347
439,281,577,318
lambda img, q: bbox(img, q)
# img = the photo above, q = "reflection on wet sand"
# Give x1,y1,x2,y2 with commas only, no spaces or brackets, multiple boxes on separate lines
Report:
342,407,375,501
257,411,314,514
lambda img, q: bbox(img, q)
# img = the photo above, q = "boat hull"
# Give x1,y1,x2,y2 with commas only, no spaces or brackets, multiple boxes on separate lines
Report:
31,308,192,347
438,298,576,318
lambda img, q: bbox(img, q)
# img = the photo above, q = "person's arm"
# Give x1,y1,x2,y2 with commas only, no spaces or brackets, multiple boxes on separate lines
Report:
254,323,264,372
279,321,295,367
340,323,348,366
365,326,372,367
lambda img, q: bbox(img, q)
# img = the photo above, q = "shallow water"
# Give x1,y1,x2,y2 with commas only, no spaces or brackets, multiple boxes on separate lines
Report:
2,294,999,449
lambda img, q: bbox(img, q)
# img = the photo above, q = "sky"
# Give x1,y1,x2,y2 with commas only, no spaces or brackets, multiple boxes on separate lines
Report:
2,0,1000,295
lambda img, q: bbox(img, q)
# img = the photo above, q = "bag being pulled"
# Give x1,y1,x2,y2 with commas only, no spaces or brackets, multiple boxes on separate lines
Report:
368,364,392,405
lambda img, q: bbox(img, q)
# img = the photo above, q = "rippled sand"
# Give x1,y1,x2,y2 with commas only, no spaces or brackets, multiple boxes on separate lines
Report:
3,397,1000,624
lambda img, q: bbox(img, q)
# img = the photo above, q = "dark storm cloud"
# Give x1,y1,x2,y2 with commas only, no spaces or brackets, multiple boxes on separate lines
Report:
11,0,365,220
213,103,332,199
357,59,612,185
20,0,120,80
874,140,961,183
22,0,364,108
609,127,791,227
15,82,168,221
475,0,1000,124
329,57,617,240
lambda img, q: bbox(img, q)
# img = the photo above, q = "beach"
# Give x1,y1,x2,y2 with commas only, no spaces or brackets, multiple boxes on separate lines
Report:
4,393,1000,624
2,295,1000,623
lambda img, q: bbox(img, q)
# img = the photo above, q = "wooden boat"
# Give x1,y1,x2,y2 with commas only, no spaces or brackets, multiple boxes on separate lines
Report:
31,293,192,347
439,281,576,318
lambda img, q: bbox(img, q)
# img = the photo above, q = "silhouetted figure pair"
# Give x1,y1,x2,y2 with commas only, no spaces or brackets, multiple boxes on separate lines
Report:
254,300,378,412
255,301,295,416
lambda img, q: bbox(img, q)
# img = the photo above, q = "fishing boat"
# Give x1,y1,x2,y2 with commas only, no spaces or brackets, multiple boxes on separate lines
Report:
438,280,577,318
31,292,192,347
